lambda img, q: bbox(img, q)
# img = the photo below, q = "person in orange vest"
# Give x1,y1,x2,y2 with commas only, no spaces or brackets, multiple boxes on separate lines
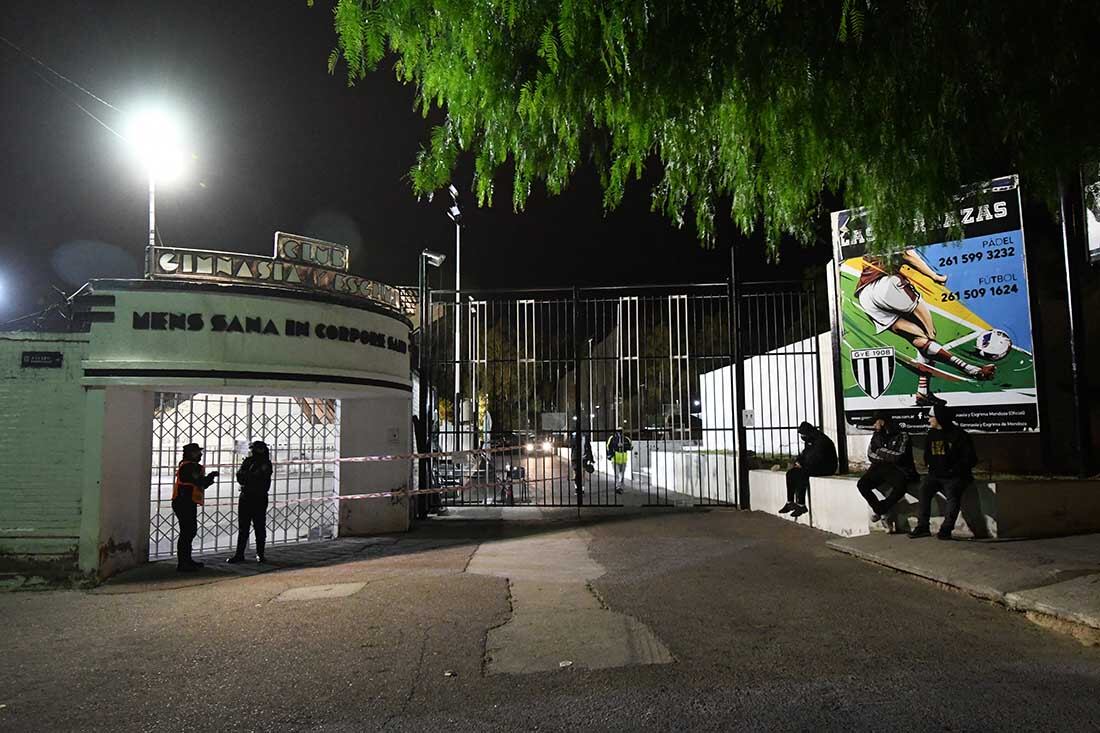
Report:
172,442,219,572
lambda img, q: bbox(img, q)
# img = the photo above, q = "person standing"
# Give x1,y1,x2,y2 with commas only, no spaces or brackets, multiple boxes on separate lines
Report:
228,441,273,564
172,443,219,572
856,414,918,528
780,422,838,518
909,406,978,540
606,428,633,494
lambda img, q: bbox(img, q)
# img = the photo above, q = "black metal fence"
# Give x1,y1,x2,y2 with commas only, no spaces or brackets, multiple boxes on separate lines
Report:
737,281,827,466
418,279,823,510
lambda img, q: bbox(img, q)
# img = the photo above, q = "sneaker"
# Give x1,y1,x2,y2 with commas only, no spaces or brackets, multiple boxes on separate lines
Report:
915,392,948,407
908,527,931,539
614,488,623,495
226,556,245,564
790,504,808,518
779,502,797,514
256,556,266,564
870,513,883,523
936,532,953,541
176,564,198,573
878,516,893,533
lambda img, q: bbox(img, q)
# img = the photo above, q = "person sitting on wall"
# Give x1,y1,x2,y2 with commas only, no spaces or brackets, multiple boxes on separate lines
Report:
909,406,978,540
779,422,838,519
227,441,273,564
856,413,918,530
172,443,219,572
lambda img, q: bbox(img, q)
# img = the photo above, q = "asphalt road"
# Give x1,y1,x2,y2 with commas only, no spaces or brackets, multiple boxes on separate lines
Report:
2,510,1099,731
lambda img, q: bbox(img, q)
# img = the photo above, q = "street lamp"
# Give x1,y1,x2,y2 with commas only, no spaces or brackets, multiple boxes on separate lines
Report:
417,249,446,520
123,103,190,254
445,184,463,427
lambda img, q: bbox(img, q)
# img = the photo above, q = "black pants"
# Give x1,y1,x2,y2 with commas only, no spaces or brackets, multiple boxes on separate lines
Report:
857,463,909,515
785,466,811,505
916,476,970,534
172,497,198,566
234,495,268,558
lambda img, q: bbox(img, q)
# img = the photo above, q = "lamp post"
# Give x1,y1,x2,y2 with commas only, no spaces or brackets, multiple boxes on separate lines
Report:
446,185,463,436
124,104,189,265
418,249,447,520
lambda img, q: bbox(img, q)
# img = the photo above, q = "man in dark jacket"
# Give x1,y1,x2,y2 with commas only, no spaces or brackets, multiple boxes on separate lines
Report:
780,422,838,518
856,413,918,527
910,405,977,539
228,441,273,564
172,443,219,572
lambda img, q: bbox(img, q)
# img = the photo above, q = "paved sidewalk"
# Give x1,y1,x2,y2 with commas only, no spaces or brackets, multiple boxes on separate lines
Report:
828,532,1100,639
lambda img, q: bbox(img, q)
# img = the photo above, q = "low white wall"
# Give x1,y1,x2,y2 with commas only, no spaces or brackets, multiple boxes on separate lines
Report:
749,469,996,539
339,396,412,535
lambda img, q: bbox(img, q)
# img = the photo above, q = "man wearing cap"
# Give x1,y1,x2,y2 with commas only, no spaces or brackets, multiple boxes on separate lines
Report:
172,443,219,572
228,441,273,564
780,422,838,518
910,406,978,540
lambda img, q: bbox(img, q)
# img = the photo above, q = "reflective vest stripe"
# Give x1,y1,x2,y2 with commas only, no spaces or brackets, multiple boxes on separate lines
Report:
173,460,205,505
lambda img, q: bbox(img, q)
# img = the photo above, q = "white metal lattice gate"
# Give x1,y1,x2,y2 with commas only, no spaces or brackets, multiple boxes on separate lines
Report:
149,393,340,559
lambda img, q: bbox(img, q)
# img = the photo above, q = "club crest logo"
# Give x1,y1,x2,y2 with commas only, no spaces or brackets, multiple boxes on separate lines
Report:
851,347,896,399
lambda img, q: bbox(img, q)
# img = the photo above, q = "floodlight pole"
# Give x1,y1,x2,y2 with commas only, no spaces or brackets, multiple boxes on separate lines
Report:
454,217,461,420
148,176,156,249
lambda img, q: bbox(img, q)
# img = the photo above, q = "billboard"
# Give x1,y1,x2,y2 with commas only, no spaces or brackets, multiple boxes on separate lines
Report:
831,175,1039,433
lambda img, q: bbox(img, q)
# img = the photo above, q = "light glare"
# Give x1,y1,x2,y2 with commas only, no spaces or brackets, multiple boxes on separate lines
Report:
124,104,191,183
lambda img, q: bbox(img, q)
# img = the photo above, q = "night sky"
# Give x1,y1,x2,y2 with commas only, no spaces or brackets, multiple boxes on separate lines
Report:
0,1,828,325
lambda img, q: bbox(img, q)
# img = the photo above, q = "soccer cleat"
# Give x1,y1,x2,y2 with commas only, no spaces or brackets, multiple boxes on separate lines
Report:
915,392,947,407
974,364,996,381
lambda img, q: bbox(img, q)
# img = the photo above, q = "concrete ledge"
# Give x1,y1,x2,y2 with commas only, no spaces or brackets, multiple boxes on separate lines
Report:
749,470,1100,540
827,533,1100,633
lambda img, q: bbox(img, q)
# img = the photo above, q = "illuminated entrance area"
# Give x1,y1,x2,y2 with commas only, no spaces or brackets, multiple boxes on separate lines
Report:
150,393,340,559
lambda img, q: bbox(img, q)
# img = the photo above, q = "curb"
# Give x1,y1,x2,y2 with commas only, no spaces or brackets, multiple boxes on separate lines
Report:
826,539,1100,633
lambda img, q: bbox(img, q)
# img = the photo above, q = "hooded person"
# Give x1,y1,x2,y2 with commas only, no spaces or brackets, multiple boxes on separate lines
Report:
856,413,919,530
228,440,273,564
910,405,978,539
780,422,838,518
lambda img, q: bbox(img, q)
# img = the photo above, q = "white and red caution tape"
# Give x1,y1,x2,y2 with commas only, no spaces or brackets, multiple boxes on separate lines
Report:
194,473,572,508
202,443,530,470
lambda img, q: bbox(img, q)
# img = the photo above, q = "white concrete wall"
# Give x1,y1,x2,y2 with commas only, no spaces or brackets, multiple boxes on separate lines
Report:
0,334,90,578
92,388,154,578
338,396,412,535
749,469,998,539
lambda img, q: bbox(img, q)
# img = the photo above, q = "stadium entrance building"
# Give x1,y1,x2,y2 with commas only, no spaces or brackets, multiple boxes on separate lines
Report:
0,234,416,583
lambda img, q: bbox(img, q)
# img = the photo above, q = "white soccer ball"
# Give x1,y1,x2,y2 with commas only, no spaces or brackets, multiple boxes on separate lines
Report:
976,329,1012,361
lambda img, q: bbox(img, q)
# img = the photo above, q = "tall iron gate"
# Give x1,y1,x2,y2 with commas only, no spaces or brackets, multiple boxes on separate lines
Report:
420,282,823,508
737,281,827,465
150,393,340,559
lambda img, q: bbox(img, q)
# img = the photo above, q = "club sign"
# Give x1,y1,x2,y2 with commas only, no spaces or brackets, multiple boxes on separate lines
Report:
146,232,409,314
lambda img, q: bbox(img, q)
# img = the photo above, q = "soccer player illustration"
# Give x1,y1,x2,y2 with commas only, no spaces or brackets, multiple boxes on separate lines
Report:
854,249,996,407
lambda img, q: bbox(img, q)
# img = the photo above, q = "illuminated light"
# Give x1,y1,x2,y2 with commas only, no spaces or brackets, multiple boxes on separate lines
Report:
525,443,535,453
124,103,191,183
541,441,552,453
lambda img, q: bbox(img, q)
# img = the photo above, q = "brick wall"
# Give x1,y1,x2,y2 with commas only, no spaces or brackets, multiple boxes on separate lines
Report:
0,333,90,577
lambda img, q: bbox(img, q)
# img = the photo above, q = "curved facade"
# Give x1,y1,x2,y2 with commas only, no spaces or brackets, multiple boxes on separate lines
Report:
0,278,414,583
